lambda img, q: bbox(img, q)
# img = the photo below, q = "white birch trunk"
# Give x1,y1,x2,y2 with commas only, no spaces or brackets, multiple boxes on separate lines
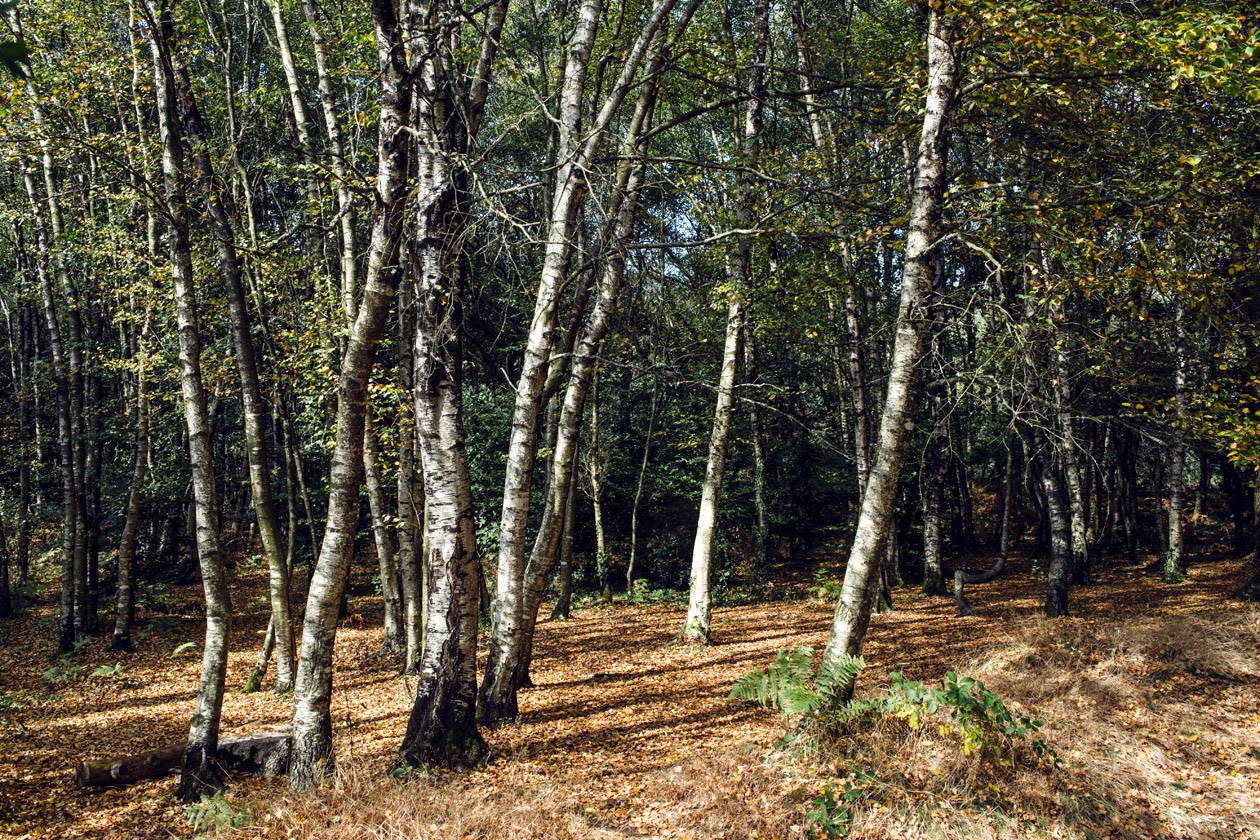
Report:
682,0,766,643
480,0,681,724
1165,301,1187,582
288,0,412,790
682,298,742,642
144,0,232,799
397,0,507,767
818,6,960,702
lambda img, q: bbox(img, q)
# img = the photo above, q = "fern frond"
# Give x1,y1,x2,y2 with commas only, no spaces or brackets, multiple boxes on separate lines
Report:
815,653,865,702
731,646,824,717
729,669,770,705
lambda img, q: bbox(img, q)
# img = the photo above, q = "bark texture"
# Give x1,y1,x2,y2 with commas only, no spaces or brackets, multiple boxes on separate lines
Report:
288,0,412,791
397,0,507,768
145,0,232,800
480,0,681,724
818,6,960,704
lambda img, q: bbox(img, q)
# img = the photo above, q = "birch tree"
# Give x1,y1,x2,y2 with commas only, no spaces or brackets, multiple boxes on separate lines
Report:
288,0,413,791
818,3,961,704
479,0,682,725
397,0,508,770
143,0,233,799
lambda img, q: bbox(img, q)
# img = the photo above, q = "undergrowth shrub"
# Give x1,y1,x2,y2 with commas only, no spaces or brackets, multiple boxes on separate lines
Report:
185,791,251,837
731,647,1046,764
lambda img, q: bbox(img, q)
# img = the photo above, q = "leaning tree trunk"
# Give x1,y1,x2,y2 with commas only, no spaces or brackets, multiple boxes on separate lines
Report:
288,0,412,792
145,0,232,800
682,297,742,643
174,61,294,694
818,5,960,706
515,55,676,684
479,0,681,725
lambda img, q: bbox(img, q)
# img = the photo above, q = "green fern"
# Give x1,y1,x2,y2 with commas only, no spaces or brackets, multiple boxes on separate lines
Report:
729,647,865,719
815,653,865,702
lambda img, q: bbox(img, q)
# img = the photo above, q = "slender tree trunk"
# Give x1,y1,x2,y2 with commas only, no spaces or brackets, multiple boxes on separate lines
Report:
1050,290,1088,585
364,411,402,650
514,59,675,684
627,374,660,589
245,618,277,695
288,0,412,791
589,371,612,603
110,314,151,653
921,272,951,597
1119,427,1140,562
17,24,91,642
682,297,742,642
145,0,232,799
480,0,681,725
0,501,9,619
843,281,871,498
1166,301,1188,582
745,324,770,584
282,419,300,584
551,472,578,621
396,269,423,670
1036,433,1071,617
174,59,294,694
21,165,78,653
683,0,765,642
17,303,32,584
299,0,358,317
1153,451,1165,552
818,6,960,704
282,409,322,569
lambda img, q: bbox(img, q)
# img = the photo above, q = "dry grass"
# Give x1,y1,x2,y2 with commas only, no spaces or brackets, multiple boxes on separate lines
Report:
253,749,807,839
828,607,1260,840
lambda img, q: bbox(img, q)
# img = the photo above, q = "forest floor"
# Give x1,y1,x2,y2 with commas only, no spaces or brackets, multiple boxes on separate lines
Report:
1,541,1258,840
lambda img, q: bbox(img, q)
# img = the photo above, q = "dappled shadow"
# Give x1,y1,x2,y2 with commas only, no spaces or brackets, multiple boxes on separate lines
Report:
2,541,1257,838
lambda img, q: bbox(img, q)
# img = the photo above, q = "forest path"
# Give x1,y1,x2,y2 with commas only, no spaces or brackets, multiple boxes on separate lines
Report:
0,548,1256,838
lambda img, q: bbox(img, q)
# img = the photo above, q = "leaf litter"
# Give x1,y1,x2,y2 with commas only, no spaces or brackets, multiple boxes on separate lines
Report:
0,547,1257,839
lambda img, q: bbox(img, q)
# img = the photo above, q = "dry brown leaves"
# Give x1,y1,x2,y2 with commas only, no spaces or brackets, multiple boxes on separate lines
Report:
1,546,1257,840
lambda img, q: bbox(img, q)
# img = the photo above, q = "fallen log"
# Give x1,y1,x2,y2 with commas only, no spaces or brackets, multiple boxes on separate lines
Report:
73,730,291,788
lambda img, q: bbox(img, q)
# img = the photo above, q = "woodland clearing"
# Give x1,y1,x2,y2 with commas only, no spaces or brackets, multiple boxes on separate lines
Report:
1,544,1258,840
